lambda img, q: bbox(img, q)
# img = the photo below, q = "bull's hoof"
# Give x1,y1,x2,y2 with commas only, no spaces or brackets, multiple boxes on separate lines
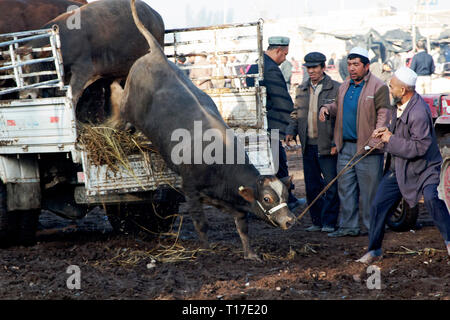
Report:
244,251,262,262
199,241,210,250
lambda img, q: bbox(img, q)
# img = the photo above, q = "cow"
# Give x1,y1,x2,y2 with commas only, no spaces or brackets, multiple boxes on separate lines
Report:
21,0,165,110
111,0,297,261
0,0,87,34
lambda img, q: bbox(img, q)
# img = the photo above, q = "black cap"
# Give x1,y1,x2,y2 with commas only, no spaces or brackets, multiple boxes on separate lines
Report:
303,52,326,67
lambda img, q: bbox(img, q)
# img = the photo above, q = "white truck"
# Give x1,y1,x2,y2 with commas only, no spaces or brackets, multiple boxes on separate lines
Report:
0,21,276,245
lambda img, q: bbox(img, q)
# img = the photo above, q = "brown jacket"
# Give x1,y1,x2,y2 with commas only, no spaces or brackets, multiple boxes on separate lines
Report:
324,71,391,154
286,74,340,155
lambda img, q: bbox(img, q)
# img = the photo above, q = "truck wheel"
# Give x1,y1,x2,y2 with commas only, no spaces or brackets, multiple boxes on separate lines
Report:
386,198,419,232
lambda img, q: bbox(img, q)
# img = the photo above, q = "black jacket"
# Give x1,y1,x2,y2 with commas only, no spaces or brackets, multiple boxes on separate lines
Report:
410,51,435,76
286,74,341,156
246,54,293,138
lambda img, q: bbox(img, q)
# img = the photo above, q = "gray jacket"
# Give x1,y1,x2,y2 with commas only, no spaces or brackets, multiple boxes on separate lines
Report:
384,93,442,207
286,74,340,155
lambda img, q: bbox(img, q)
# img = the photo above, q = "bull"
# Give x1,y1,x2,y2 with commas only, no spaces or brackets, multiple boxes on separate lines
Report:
0,0,87,34
111,0,297,261
21,0,164,110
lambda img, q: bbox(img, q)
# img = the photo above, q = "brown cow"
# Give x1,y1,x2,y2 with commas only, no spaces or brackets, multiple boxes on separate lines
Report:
24,0,165,110
0,0,87,34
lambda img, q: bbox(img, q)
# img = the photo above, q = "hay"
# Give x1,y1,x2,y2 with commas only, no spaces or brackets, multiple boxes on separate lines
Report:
77,122,154,172
386,246,447,256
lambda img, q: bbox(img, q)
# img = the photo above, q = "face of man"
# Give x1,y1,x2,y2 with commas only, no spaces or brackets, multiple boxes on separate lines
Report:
307,65,325,84
347,57,369,83
388,76,404,106
275,46,289,65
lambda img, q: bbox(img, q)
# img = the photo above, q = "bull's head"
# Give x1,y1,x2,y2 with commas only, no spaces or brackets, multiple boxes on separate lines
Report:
238,175,296,230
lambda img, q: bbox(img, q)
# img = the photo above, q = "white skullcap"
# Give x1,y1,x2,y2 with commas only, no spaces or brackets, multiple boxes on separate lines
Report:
349,47,369,59
394,67,417,86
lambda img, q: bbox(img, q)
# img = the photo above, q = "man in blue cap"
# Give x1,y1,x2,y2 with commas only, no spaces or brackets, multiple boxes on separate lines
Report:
286,52,341,232
247,36,306,211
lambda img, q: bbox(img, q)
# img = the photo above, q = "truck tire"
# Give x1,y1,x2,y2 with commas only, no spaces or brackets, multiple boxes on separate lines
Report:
386,198,419,232
105,201,178,238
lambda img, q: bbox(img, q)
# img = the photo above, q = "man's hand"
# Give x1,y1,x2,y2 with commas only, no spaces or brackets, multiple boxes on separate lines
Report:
290,110,299,120
330,146,337,156
285,134,295,145
372,127,392,143
319,107,329,122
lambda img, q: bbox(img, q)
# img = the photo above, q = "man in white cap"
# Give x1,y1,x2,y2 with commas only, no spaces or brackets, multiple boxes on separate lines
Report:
357,67,450,263
319,47,391,237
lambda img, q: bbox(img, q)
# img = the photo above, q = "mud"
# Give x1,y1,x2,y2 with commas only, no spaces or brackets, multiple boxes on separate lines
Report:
0,150,448,300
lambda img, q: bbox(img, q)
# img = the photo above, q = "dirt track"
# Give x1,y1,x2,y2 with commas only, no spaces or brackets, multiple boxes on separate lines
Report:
0,150,448,300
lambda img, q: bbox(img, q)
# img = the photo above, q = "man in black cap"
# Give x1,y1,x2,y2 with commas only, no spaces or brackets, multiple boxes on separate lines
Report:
286,52,341,232
246,36,306,211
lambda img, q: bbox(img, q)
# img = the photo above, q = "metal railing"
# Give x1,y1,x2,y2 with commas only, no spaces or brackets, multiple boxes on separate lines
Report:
164,20,265,89
0,26,66,97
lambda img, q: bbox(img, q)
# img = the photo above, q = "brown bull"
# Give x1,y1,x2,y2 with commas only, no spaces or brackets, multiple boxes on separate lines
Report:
0,0,87,34
23,0,165,111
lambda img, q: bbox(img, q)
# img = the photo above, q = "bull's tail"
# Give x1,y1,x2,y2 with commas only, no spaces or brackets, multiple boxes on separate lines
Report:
130,0,159,53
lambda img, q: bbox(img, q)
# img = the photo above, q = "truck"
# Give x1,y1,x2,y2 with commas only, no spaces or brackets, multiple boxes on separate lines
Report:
0,20,275,245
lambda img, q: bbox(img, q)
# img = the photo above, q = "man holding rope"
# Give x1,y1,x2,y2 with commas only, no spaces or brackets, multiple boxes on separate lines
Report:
319,47,391,237
357,67,450,263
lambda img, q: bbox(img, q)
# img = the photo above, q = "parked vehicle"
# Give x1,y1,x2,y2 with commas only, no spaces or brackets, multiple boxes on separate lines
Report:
0,20,275,245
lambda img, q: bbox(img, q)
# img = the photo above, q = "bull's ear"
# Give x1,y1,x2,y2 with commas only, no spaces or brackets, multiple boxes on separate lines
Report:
238,186,255,203
280,175,293,188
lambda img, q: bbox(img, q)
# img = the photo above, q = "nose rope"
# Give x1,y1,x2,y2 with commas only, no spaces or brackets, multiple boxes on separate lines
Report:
295,138,384,222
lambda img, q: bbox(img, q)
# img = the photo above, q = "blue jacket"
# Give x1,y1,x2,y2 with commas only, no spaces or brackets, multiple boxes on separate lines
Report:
246,54,293,138
384,93,442,207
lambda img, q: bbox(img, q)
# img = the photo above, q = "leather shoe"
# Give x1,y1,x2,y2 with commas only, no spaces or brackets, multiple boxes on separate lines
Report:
328,228,359,237
305,225,322,232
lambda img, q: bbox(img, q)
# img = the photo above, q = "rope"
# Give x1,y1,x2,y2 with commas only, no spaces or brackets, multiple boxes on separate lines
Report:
295,138,384,222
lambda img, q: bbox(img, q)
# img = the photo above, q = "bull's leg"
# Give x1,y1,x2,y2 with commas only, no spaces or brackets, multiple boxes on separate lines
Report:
233,212,261,262
68,66,99,109
186,195,209,249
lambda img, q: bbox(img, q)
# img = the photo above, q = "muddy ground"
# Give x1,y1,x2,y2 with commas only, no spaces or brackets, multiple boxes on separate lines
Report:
0,150,448,301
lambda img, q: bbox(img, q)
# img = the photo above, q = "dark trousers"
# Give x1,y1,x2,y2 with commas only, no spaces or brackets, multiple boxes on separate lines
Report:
276,141,297,204
303,144,339,228
368,170,450,252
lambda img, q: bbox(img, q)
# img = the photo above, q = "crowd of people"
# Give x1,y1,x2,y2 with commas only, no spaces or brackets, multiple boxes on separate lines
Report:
182,36,450,262
268,36,450,263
